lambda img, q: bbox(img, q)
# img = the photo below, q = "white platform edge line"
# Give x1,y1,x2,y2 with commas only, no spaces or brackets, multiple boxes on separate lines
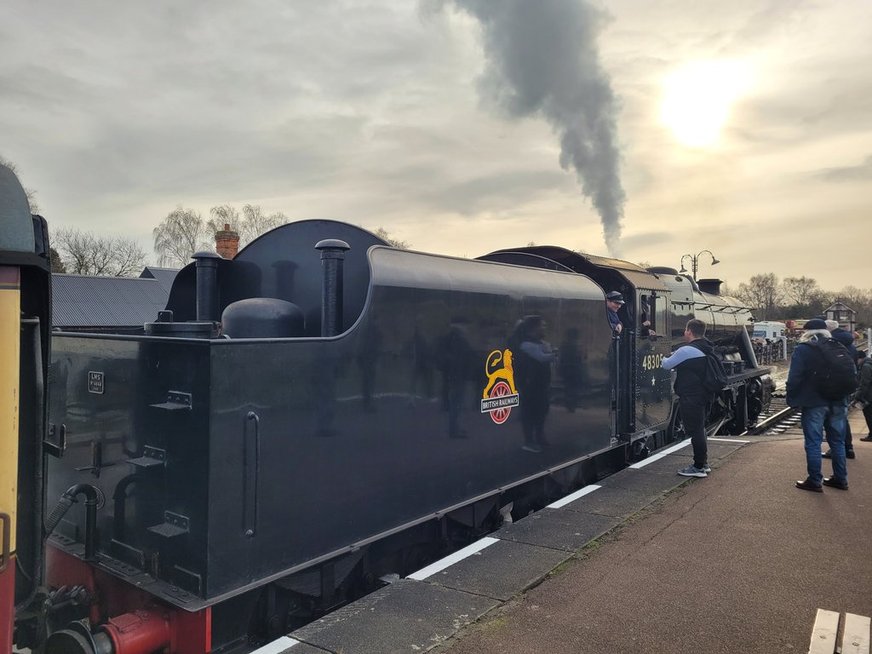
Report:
546,484,602,509
629,439,692,468
709,437,751,443
249,636,300,654
407,536,499,581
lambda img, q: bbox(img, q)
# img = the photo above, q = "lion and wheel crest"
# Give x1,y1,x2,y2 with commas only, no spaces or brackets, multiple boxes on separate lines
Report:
481,348,520,424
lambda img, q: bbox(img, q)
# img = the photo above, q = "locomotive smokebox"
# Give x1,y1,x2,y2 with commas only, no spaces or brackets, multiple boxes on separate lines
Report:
193,250,222,322
222,298,305,338
315,239,351,337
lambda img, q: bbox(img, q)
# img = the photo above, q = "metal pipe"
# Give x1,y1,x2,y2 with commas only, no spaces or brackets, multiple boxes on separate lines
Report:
193,251,221,322
44,484,103,561
739,326,760,369
112,475,139,540
315,239,351,337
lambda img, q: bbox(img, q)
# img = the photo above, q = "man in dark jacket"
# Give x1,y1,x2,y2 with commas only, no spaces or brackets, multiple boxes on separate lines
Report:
822,320,857,459
513,315,556,453
828,320,858,360
605,291,625,334
661,318,713,478
855,351,872,441
787,319,848,492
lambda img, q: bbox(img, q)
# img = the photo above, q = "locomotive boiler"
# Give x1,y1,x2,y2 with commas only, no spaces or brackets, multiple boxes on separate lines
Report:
29,220,772,653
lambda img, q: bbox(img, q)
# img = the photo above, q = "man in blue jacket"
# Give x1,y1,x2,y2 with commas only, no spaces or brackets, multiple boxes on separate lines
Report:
661,319,713,478
822,319,857,459
787,319,848,492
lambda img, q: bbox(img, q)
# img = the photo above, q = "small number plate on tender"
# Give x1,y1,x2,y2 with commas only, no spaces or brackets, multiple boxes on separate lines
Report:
88,371,105,394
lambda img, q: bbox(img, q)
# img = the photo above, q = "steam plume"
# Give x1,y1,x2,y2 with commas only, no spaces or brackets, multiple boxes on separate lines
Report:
449,0,625,255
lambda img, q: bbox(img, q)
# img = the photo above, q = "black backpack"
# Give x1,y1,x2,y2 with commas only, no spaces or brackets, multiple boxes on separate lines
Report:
808,338,858,400
701,351,728,394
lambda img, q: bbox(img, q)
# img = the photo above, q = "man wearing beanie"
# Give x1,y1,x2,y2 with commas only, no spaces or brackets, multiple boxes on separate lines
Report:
787,318,849,491
822,319,857,459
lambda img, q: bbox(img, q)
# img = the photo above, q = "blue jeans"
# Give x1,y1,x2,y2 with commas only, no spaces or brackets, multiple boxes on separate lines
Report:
801,402,848,484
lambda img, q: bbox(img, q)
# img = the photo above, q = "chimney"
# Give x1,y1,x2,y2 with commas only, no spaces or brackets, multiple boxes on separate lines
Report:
215,223,240,259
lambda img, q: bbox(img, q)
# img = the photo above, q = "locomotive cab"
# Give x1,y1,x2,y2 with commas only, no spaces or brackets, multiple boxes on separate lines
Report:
479,247,674,448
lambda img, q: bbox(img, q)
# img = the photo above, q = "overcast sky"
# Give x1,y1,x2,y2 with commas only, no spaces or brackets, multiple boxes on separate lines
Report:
3,0,870,290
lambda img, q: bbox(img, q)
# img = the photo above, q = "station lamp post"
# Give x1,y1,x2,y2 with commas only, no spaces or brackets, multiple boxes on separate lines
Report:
679,250,720,281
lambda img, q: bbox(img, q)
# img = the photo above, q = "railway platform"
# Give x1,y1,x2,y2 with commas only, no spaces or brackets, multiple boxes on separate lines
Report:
260,407,872,654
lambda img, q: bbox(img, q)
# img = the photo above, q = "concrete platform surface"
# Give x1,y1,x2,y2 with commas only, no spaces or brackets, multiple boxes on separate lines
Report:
440,410,872,654
267,409,870,654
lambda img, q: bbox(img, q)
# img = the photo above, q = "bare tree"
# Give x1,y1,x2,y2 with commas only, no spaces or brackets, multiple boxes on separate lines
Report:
155,204,292,265
54,228,147,277
805,289,831,318
49,247,65,273
1,155,39,212
373,227,411,249
835,285,871,309
782,276,820,306
735,273,782,319
206,204,289,246
238,204,289,244
206,205,241,236
153,207,211,267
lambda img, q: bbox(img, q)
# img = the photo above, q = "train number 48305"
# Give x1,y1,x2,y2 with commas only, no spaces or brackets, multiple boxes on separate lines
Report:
641,353,664,371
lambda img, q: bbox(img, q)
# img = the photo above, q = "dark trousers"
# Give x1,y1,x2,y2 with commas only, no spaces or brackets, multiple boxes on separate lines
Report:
864,403,872,435
520,390,549,445
826,401,854,452
680,395,707,468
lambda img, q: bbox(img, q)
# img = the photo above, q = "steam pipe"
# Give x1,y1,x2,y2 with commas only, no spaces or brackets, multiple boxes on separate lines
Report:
315,239,351,337
112,475,140,540
45,484,104,561
193,251,221,322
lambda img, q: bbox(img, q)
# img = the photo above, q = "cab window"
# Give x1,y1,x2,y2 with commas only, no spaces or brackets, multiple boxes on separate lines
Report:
640,294,655,337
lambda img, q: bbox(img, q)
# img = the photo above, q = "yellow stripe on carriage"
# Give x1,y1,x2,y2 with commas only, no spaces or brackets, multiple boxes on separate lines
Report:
0,268,20,554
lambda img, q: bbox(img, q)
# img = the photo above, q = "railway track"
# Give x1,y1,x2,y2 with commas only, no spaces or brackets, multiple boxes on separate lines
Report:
744,395,799,435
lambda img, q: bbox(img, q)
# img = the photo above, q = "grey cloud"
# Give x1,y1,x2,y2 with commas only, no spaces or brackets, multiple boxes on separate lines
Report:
418,169,568,215
812,156,872,183
724,0,812,52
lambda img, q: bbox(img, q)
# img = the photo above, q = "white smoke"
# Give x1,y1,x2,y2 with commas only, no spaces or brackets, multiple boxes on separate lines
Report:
445,0,625,255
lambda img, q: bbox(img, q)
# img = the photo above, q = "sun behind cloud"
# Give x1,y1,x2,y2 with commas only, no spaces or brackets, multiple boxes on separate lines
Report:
660,60,750,148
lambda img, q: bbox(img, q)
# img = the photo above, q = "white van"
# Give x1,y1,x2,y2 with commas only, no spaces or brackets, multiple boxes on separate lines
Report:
752,321,787,342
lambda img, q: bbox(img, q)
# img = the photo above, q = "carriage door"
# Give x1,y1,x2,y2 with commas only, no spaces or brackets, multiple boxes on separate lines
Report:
635,292,672,431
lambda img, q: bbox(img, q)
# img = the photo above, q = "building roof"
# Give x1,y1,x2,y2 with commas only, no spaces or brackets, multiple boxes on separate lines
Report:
824,301,855,313
52,272,175,329
139,266,180,293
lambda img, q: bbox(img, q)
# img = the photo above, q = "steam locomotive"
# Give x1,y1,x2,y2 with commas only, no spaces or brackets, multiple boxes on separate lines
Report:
11,215,772,653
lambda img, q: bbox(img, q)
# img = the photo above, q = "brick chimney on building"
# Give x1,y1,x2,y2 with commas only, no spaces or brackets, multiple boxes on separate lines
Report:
215,223,240,259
